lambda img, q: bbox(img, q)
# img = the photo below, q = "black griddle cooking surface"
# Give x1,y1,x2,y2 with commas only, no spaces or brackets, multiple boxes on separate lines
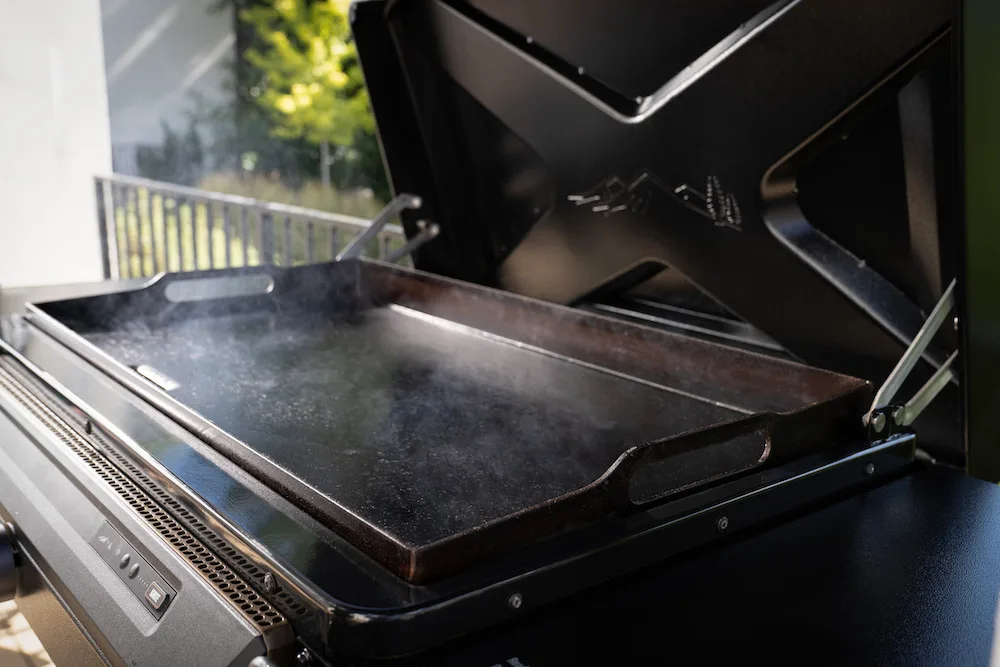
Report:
28,261,869,582
82,307,733,546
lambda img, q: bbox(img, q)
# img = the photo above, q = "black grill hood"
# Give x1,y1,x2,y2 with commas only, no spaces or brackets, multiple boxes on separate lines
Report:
350,0,960,454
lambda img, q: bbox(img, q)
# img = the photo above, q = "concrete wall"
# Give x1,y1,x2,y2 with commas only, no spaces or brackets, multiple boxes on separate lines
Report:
102,0,236,174
0,0,113,288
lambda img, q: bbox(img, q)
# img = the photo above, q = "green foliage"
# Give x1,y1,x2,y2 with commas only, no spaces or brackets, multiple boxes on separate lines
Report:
137,0,390,211
241,0,373,146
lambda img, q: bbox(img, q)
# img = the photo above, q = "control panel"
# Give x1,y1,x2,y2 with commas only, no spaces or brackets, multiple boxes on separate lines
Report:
90,521,175,619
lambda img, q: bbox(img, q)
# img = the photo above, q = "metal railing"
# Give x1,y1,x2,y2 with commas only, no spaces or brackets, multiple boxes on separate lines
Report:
95,174,407,280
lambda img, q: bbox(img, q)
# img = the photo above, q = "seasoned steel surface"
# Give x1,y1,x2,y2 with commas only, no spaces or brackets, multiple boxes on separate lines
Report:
25,261,869,581
83,306,735,546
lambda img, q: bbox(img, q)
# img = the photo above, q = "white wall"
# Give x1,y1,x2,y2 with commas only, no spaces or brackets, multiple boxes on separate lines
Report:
0,0,113,288
102,0,236,172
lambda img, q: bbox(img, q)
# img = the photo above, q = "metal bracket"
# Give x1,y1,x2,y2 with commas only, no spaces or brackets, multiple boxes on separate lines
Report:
383,220,440,264
864,278,957,434
335,193,424,261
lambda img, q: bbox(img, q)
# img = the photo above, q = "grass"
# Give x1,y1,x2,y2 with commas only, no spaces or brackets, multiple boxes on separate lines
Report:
110,176,402,279
198,173,386,219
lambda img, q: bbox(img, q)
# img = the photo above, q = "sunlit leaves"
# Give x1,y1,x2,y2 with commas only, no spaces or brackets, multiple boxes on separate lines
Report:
240,0,372,147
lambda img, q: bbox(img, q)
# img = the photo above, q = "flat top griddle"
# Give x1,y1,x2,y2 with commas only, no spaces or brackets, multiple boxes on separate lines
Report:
82,307,732,547
27,260,869,582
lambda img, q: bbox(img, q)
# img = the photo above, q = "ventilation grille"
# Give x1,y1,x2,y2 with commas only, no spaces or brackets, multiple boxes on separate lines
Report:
0,365,295,638
86,428,309,620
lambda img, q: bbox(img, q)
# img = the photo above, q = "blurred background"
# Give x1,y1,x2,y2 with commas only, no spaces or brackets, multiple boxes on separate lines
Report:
0,0,390,288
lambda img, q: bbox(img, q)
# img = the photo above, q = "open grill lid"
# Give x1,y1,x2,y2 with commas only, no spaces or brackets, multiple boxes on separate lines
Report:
351,0,961,457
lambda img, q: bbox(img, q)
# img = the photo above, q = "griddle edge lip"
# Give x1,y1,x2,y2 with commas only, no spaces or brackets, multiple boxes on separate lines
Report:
18,262,870,583
0,314,907,661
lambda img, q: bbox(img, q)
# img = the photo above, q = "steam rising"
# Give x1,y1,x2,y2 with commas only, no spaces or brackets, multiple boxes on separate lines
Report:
70,266,739,547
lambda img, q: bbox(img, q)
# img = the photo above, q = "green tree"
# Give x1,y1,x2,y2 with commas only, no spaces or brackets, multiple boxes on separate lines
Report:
241,0,374,188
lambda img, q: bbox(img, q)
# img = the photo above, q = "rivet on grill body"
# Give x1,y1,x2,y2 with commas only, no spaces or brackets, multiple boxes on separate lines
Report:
716,516,729,533
508,593,523,610
263,572,276,593
865,463,876,476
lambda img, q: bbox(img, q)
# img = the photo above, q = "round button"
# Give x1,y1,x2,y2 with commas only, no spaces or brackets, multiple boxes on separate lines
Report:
119,554,130,569
128,563,139,579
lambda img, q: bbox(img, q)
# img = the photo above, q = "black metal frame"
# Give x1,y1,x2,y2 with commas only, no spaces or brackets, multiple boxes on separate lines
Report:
960,0,1000,480
355,0,950,374
0,336,916,660
352,0,965,463
22,260,869,584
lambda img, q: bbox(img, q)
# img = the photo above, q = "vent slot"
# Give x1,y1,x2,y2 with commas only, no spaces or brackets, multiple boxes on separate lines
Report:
0,364,299,638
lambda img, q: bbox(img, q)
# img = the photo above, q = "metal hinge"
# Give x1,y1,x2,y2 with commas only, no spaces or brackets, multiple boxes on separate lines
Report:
863,278,957,436
336,193,439,262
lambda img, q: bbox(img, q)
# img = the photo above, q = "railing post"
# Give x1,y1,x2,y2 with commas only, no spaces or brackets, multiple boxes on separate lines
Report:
170,196,182,272
307,221,316,264
146,187,159,274
206,200,216,270
126,186,141,277
93,174,413,275
240,208,249,267
111,183,129,279
261,212,275,266
283,216,293,267
223,205,233,269
189,198,201,270
95,178,118,280
329,227,339,261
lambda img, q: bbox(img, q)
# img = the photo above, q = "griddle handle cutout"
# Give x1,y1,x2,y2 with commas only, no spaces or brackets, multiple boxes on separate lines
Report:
150,270,278,303
607,414,774,512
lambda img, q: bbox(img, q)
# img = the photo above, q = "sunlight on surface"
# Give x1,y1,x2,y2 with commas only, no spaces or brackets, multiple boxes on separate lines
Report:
0,601,53,667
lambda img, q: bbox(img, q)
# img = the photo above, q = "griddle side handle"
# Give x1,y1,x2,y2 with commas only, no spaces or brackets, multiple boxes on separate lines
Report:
607,414,775,512
143,266,283,304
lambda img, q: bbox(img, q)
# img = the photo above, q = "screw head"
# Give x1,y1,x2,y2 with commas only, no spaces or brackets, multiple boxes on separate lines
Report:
865,462,876,476
717,516,729,532
508,593,523,610
263,573,276,594
871,412,886,434
577,66,586,75
891,407,905,427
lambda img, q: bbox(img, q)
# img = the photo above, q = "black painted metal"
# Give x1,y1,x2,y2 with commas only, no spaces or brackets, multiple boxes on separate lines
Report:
353,0,959,453
0,336,916,660
0,522,17,603
585,297,787,355
24,261,867,582
0,1,982,664
392,468,1000,667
